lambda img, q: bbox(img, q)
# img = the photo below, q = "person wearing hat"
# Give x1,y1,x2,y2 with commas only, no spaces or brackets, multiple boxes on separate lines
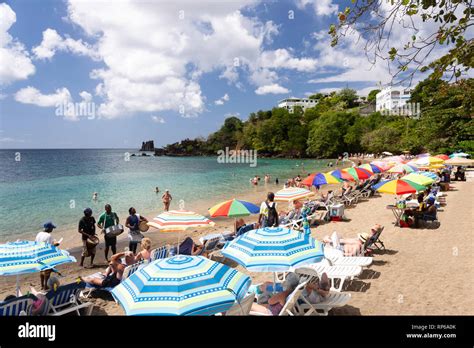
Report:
35,221,60,290
78,208,97,267
162,189,172,211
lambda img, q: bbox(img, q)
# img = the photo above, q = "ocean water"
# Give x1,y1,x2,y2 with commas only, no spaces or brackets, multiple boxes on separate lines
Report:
0,149,333,241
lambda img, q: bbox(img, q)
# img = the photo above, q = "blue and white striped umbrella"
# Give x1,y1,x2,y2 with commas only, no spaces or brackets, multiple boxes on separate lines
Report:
111,255,251,316
221,227,324,272
419,171,439,180
0,240,76,276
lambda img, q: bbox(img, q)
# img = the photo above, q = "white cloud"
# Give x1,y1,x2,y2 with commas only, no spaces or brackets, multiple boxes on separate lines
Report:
60,1,318,118
296,0,338,17
14,86,72,107
151,115,165,123
214,93,230,105
255,83,289,95
0,3,35,85
259,49,317,72
14,87,94,121
32,28,99,60
0,136,25,143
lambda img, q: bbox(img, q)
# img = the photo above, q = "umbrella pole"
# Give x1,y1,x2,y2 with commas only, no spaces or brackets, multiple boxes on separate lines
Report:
273,272,277,294
177,231,180,255
16,274,20,297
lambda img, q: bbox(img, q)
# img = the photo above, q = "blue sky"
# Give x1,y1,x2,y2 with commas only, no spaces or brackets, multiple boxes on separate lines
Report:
0,0,456,148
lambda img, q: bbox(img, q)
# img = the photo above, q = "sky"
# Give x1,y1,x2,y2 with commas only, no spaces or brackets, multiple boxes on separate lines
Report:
0,0,469,148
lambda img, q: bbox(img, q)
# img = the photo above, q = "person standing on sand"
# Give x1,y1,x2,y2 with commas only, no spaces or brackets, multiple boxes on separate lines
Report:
162,189,172,211
259,192,279,228
125,207,148,254
97,204,120,262
78,208,96,268
35,221,60,289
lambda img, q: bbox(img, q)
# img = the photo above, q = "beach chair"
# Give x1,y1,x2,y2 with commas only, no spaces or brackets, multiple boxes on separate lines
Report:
122,260,147,280
296,261,362,292
297,290,351,316
249,281,308,316
200,236,221,254
0,294,35,316
324,247,373,268
150,245,169,261
45,281,93,316
216,293,255,316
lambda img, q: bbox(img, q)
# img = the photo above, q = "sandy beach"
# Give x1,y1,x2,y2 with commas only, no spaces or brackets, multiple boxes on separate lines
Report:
1,177,472,316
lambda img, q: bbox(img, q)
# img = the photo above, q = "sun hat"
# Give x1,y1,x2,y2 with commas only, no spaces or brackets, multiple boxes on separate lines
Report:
43,221,56,229
358,233,369,243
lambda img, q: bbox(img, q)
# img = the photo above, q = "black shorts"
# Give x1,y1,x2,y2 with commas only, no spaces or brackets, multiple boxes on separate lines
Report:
104,235,117,247
101,274,120,288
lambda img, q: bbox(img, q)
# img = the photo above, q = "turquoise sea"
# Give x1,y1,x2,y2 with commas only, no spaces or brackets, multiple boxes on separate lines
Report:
0,149,334,241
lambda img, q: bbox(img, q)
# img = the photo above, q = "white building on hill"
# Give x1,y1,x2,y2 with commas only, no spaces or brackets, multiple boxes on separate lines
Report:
277,97,318,112
376,86,413,113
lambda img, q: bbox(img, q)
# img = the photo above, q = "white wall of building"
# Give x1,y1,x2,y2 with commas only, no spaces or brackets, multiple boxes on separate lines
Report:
278,98,318,112
376,87,412,112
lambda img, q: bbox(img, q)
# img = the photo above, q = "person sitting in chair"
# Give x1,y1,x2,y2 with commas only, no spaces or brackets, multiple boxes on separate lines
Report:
81,252,127,288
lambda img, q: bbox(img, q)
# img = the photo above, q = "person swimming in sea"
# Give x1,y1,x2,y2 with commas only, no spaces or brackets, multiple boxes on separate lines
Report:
92,192,98,201
155,186,160,193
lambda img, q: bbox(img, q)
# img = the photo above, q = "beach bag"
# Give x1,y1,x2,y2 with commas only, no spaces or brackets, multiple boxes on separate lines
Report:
129,230,144,243
265,202,279,227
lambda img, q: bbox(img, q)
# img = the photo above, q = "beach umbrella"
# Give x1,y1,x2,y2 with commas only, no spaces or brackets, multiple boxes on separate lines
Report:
373,179,427,195
370,161,393,171
359,163,382,174
343,167,372,181
387,164,418,174
402,173,435,186
222,226,324,273
444,157,474,166
435,154,449,161
302,172,342,187
330,169,355,181
208,199,259,218
274,187,315,202
411,156,444,167
148,210,215,253
0,240,77,295
449,152,470,158
383,155,405,163
419,171,439,181
111,255,251,316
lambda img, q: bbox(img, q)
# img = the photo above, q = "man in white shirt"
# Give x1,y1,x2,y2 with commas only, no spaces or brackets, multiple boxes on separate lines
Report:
35,221,60,289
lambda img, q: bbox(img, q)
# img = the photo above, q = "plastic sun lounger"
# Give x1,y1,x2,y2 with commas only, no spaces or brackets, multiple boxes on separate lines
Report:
296,261,362,292
216,293,256,316
324,247,373,268
150,245,170,261
45,281,93,316
0,294,35,316
249,281,308,316
293,270,351,315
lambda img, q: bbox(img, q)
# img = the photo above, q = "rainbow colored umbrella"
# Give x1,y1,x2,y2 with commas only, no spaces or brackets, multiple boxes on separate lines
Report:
373,179,426,195
360,163,383,174
402,173,435,186
371,161,393,171
419,171,439,181
435,154,449,161
343,167,372,181
302,172,342,187
208,199,259,218
330,169,355,181
387,164,418,174
274,187,315,202
410,156,444,167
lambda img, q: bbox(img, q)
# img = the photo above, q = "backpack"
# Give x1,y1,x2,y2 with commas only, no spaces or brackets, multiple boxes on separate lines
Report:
265,202,279,227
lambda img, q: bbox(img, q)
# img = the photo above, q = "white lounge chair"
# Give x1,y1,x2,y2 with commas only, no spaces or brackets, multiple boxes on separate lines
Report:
249,281,308,316
46,281,93,316
325,247,373,268
296,262,362,292
216,293,255,316
293,267,351,315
